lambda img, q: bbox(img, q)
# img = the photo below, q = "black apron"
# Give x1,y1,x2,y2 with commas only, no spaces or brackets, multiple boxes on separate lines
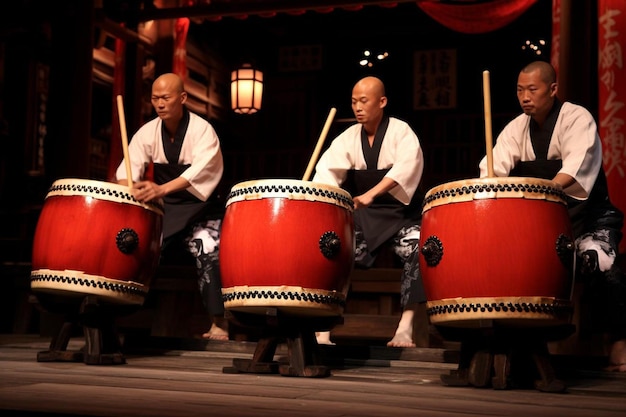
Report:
153,164,217,240
344,169,421,253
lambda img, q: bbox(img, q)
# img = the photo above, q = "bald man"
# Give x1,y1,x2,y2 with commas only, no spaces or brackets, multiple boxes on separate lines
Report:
116,73,228,341
479,61,625,371
313,76,426,347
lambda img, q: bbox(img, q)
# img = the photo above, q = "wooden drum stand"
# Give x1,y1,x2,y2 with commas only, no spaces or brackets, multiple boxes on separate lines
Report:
223,309,342,378
34,294,136,365
437,322,575,392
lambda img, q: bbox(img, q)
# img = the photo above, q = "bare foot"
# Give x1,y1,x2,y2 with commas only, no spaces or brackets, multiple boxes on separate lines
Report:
605,338,626,372
202,322,229,341
387,307,416,348
387,331,416,348
316,331,335,345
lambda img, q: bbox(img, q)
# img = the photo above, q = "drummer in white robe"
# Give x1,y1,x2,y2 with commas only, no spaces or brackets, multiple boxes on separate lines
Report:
479,60,625,371
115,72,228,341
313,76,426,347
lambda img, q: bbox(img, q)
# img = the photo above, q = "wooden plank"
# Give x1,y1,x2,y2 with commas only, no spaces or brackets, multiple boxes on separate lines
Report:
331,313,398,339
0,336,625,417
350,281,399,293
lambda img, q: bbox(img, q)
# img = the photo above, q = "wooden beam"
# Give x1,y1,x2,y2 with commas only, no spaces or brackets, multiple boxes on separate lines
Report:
135,0,419,22
94,13,154,49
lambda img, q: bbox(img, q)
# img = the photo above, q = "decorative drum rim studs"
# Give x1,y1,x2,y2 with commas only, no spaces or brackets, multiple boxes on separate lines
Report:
222,285,346,317
225,179,354,212
30,268,148,305
45,178,164,215
426,297,573,326
422,176,567,213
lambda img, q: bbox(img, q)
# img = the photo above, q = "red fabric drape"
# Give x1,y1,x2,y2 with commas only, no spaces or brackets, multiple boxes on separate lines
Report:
173,17,190,81
416,0,538,34
550,0,560,76
598,0,626,253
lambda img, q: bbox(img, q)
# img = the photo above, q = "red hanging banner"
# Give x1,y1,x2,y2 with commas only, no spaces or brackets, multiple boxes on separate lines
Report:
550,0,561,75
598,0,626,253
173,17,190,81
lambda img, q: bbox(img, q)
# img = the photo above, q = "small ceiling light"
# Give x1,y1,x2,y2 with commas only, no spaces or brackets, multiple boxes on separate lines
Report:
359,50,389,67
521,39,547,56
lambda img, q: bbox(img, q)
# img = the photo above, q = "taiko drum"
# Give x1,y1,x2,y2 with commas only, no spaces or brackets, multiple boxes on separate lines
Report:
30,178,163,305
220,179,355,317
419,177,575,327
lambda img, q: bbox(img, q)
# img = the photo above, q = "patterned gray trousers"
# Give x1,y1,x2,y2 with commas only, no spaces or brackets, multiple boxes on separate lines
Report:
183,218,225,316
354,224,425,308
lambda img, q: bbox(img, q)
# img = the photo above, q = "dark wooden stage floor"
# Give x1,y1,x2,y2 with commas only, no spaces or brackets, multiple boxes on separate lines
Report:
1,334,625,417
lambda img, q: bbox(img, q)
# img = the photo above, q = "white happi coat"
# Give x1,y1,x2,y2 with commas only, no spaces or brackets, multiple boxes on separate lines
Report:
479,101,602,201
115,111,223,202
312,117,424,204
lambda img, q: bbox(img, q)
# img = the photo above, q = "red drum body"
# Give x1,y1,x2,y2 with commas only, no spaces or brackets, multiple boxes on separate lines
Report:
419,177,575,327
30,178,163,305
220,179,355,317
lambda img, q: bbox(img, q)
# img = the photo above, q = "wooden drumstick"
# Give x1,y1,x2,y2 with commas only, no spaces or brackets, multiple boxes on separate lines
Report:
302,107,337,181
116,95,133,189
483,70,495,178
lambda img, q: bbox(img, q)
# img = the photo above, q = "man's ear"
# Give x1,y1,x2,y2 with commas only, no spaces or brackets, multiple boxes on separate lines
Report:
380,96,388,109
550,82,558,97
180,91,188,104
